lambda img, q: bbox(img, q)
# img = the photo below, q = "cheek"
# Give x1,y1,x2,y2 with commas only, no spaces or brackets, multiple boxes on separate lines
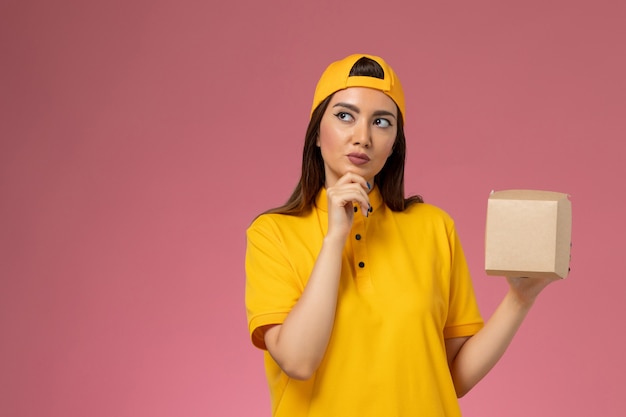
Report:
385,140,395,155
379,134,396,157
318,138,338,163
317,124,340,151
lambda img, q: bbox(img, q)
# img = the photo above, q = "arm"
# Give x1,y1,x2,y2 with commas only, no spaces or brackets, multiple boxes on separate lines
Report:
264,173,371,380
264,233,345,380
446,276,559,397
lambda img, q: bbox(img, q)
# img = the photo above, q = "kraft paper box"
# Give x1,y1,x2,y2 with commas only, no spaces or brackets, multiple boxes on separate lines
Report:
485,189,572,279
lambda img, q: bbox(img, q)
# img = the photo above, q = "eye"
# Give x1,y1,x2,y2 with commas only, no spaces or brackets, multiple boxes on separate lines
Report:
374,118,392,128
334,112,354,122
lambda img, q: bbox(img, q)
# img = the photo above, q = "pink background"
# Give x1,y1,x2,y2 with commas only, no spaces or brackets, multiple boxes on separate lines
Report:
1,1,625,416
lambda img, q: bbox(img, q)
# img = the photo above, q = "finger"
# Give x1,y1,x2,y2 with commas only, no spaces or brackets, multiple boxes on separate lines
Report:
335,172,371,192
335,173,371,215
327,184,370,217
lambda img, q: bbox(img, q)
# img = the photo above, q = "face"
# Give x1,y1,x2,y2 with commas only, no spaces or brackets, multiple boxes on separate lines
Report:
317,87,398,187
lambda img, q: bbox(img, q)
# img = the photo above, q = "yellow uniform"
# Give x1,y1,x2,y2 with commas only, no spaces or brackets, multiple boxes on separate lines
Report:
245,187,484,416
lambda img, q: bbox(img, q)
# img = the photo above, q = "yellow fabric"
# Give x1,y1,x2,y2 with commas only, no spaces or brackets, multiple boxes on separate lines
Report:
245,187,484,417
311,53,405,118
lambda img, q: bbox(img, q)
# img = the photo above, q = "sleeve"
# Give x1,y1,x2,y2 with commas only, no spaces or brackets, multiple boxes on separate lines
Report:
443,224,484,339
245,215,303,350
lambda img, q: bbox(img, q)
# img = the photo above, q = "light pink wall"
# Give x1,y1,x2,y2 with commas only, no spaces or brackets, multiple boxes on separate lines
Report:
1,1,624,416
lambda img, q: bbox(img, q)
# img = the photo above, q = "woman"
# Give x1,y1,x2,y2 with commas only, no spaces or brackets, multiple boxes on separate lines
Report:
245,54,558,416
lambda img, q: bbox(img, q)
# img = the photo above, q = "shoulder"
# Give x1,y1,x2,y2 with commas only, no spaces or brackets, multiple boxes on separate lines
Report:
400,202,455,225
247,210,317,238
247,213,283,238
382,202,458,240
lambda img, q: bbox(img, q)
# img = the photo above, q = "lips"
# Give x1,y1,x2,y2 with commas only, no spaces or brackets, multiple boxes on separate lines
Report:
347,153,370,165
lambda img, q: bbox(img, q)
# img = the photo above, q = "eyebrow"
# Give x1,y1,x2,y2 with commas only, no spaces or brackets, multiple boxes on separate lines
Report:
332,102,397,119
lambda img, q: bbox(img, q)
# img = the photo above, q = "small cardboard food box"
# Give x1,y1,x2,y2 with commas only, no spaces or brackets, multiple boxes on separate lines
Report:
485,189,572,279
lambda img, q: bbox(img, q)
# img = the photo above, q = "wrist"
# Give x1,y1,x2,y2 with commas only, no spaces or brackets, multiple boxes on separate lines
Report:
323,232,348,248
505,287,536,311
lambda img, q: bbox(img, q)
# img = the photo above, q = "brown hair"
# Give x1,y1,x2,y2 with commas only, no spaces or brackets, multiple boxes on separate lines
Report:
266,57,422,216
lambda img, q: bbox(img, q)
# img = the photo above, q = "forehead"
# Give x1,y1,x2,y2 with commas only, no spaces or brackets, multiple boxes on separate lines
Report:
329,87,398,115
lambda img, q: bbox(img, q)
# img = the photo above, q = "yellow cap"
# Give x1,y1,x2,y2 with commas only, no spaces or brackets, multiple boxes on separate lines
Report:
311,54,405,118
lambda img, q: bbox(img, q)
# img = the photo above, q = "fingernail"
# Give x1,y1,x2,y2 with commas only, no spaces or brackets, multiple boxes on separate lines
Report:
368,205,373,213
366,181,371,190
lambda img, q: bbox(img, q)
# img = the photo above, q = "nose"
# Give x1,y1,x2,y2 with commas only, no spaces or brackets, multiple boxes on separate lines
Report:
352,120,371,148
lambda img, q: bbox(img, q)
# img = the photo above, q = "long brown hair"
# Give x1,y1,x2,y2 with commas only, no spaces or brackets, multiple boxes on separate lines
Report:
266,58,423,216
